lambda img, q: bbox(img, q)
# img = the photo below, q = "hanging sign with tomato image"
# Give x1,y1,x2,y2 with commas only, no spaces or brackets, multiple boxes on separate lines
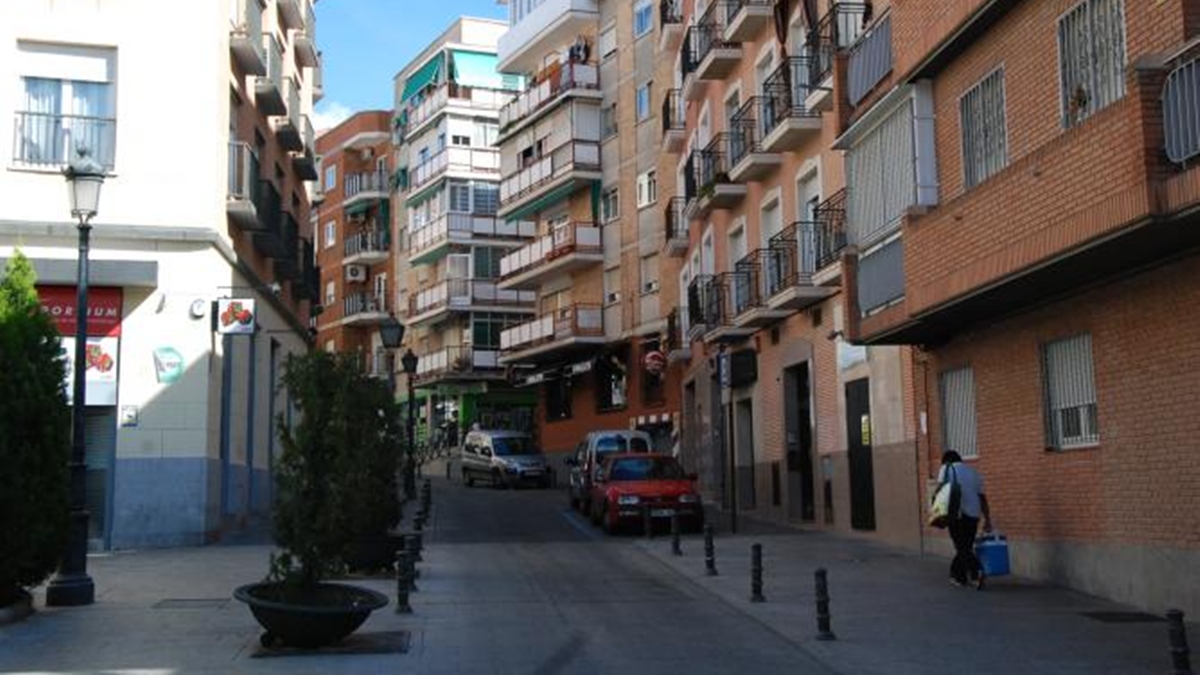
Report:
215,298,257,335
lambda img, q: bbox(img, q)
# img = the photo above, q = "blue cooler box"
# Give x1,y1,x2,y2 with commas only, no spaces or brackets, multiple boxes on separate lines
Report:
975,532,1010,577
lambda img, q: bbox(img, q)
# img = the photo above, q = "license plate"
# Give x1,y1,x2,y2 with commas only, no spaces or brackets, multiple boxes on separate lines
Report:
651,508,675,518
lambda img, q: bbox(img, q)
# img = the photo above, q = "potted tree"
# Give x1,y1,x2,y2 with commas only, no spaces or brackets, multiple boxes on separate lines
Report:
0,253,70,624
234,351,391,649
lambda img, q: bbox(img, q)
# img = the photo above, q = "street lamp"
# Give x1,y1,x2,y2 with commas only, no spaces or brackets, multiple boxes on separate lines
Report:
400,348,418,501
46,147,105,607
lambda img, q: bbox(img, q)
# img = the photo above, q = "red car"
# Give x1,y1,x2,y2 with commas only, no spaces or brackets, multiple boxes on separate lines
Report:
589,453,704,534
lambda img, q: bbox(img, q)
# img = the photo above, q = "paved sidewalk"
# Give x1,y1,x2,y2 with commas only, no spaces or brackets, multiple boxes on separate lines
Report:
633,518,1188,675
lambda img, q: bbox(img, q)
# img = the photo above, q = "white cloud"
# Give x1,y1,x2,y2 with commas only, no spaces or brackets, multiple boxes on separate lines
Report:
311,101,353,134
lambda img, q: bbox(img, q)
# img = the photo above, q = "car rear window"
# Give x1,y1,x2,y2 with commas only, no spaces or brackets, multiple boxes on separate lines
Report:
595,435,651,453
609,457,684,481
492,437,537,456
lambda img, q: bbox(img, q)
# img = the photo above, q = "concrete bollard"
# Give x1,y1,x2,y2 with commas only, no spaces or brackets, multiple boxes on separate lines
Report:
670,513,682,556
643,504,654,539
394,551,412,614
1167,609,1193,675
815,568,836,641
750,543,765,603
704,524,718,576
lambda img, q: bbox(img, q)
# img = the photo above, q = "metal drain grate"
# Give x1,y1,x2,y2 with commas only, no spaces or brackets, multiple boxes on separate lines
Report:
1080,611,1165,623
249,630,412,658
153,598,230,610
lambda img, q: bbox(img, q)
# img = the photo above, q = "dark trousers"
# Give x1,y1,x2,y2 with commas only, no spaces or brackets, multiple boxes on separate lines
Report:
949,516,982,583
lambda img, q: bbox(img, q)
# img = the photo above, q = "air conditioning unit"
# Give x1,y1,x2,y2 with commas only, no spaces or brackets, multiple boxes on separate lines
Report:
605,291,621,304
643,280,660,293
345,264,367,282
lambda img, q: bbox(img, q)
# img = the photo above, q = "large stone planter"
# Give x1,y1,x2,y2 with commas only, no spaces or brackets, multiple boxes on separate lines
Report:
233,581,388,648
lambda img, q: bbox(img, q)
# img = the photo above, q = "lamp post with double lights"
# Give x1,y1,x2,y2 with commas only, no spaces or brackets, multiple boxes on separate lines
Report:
400,349,418,501
378,315,404,391
46,147,105,607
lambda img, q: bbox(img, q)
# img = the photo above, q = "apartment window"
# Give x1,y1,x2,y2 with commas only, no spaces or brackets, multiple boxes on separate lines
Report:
960,68,1008,189
845,100,916,245
451,134,471,147
1042,333,1099,449
473,247,504,279
1058,0,1125,128
15,44,117,169
596,351,629,412
323,221,336,249
448,180,471,212
642,339,666,405
601,187,620,222
640,254,660,294
545,378,572,421
324,164,337,191
636,83,652,122
634,0,654,38
604,267,621,305
599,25,618,60
473,122,499,148
472,312,522,348
473,182,499,214
324,280,335,307
601,104,618,140
939,367,978,459
637,171,657,209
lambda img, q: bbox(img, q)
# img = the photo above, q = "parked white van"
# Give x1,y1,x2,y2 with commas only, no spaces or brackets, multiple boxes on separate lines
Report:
564,430,653,513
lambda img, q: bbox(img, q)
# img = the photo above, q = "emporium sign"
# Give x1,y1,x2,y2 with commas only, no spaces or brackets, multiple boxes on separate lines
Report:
37,285,123,337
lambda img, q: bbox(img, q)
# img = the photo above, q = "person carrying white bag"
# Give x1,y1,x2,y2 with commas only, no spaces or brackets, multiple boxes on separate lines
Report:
934,451,992,590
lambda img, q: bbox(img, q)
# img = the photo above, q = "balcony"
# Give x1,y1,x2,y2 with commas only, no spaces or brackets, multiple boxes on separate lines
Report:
407,279,536,327
498,62,600,135
293,0,318,67
498,221,603,289
692,7,741,81
343,292,389,326
497,0,600,74
255,34,286,116
272,78,303,151
763,222,836,312
251,179,282,234
498,141,601,218
663,197,689,257
729,249,794,328
403,83,511,140
761,57,824,152
812,189,848,283
409,147,500,195
686,275,715,340
291,115,317,180
688,134,746,218
499,303,605,365
227,141,261,229
414,346,507,386
665,307,691,362
229,0,265,75
705,272,756,342
723,0,773,43
312,53,324,102
659,0,684,52
276,0,305,31
728,98,781,183
805,2,871,113
680,29,704,102
343,170,390,209
253,210,298,260
408,213,536,265
342,229,390,266
661,88,686,154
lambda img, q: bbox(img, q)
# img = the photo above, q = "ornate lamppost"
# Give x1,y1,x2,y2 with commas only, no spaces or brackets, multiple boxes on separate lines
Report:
400,349,418,501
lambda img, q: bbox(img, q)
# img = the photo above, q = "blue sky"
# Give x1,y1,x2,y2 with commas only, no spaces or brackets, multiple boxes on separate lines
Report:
312,0,507,131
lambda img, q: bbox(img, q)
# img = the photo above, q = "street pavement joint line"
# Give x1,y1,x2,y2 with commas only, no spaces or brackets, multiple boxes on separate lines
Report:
559,508,603,541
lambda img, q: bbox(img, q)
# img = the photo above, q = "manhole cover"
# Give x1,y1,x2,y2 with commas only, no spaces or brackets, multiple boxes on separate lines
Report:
1080,611,1165,623
153,598,229,610
249,630,412,658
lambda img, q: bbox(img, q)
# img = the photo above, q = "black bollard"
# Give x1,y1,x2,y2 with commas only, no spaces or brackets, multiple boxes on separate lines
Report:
394,551,412,613
643,504,654,539
404,533,424,563
1167,609,1193,675
750,543,765,603
704,524,718,576
445,460,452,480
404,550,418,592
815,568,836,641
670,513,682,556
414,515,424,533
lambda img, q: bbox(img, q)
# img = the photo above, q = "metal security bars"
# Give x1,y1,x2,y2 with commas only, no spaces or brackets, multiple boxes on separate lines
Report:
662,88,685,136
813,189,848,269
960,68,1008,189
939,367,978,459
1041,333,1099,449
1057,0,1126,128
1164,54,1200,164
762,57,822,123
12,112,116,169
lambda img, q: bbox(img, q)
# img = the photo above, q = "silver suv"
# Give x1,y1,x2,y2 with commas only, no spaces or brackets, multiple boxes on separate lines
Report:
460,430,550,489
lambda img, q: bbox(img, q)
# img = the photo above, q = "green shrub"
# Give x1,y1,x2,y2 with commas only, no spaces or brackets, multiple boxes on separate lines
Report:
0,252,70,606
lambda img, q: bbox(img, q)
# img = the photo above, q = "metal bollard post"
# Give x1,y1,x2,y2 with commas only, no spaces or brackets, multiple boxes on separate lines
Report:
1167,609,1193,675
404,533,424,563
414,514,424,532
670,513,682,556
643,504,653,539
404,550,418,592
445,460,452,480
814,568,836,641
704,524,718,576
394,551,412,613
750,543,765,603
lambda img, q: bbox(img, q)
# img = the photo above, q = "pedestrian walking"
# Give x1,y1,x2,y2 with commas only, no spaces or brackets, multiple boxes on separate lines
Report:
937,450,991,590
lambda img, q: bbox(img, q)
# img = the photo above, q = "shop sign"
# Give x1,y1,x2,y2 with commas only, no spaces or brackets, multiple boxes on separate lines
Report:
62,336,119,406
215,298,256,335
36,286,123,337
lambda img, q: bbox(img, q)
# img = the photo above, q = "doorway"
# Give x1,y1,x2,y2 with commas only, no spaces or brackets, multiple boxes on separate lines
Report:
784,363,815,522
844,378,876,531
85,407,116,551
735,398,756,510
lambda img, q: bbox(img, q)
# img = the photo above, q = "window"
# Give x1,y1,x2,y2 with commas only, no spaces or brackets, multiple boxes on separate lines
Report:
473,123,499,148
636,83,652,122
473,247,504,279
545,378,572,421
637,171,657,208
451,134,471,147
1042,333,1099,449
448,180,471,212
324,164,337,191
473,182,499,214
16,76,116,169
634,0,654,38
324,221,336,248
472,312,521,348
939,367,978,459
640,254,660,294
604,268,621,304
324,340,336,353
324,280,335,307
641,341,666,405
960,68,1008,189
1058,0,1125,128
596,351,629,411
599,25,617,60
601,104,618,140
601,187,620,222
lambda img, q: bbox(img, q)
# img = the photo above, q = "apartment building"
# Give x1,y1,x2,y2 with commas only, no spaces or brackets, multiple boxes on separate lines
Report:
313,111,395,379
393,18,537,443
840,0,1200,615
662,0,920,546
0,0,321,548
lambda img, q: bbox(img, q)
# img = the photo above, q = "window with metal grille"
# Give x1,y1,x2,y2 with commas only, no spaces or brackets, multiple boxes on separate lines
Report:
939,367,978,459
472,182,499,214
960,68,1007,189
1057,0,1125,128
1041,333,1099,449
448,180,471,212
845,99,915,246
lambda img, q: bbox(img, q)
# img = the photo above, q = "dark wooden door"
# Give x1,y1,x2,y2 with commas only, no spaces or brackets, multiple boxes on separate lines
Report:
844,378,876,531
